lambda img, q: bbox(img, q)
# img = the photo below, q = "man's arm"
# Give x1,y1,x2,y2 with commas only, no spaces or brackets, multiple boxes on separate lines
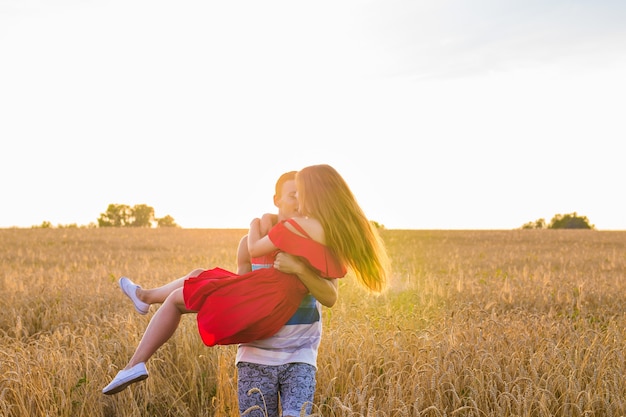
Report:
273,252,338,307
236,235,252,275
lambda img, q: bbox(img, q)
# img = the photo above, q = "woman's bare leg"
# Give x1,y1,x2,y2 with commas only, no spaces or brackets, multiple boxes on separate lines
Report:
136,268,204,305
124,287,194,369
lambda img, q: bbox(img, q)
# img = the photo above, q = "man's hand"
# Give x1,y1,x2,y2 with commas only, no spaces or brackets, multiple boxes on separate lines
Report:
274,252,338,307
273,252,305,275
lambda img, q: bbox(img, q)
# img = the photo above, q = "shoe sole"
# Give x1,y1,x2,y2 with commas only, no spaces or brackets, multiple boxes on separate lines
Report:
102,373,148,395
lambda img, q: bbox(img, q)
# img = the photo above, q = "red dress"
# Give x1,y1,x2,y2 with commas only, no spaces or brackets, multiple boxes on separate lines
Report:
183,219,346,346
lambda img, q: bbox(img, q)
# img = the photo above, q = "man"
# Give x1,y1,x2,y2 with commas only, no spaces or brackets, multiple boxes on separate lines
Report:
235,171,338,417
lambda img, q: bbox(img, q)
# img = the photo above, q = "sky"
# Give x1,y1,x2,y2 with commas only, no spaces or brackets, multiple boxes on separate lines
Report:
1,0,625,230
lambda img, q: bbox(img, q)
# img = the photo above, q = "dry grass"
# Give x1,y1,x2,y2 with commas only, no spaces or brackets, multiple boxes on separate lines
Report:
1,228,625,416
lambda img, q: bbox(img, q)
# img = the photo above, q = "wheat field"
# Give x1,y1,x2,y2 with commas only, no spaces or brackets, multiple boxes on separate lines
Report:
0,228,625,416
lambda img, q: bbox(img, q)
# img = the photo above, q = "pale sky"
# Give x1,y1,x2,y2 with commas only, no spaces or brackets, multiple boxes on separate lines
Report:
1,0,625,230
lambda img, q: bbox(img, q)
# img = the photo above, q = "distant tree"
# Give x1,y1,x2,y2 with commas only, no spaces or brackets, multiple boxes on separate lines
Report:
548,212,594,229
370,220,385,229
33,220,53,229
130,204,155,228
521,218,546,229
157,215,179,228
98,204,133,227
98,203,161,227
520,213,594,230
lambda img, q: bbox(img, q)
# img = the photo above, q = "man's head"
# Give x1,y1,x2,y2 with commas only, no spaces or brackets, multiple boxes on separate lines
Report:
274,171,298,221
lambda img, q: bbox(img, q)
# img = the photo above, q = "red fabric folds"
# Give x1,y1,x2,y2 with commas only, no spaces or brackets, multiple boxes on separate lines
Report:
183,220,346,346
267,220,346,278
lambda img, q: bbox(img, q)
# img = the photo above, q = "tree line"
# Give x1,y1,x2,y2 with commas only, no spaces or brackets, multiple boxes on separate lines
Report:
97,204,178,228
33,204,179,228
32,208,594,230
521,212,594,229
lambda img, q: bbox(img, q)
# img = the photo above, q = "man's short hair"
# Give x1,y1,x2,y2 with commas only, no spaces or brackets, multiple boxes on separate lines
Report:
275,171,297,198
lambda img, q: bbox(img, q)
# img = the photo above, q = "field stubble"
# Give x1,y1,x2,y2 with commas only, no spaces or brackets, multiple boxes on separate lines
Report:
0,228,625,416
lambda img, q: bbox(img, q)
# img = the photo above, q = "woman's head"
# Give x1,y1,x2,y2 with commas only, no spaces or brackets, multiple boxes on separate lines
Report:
295,164,353,220
296,164,389,293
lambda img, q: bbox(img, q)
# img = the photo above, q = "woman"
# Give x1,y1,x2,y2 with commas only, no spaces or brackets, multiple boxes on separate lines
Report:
102,164,390,395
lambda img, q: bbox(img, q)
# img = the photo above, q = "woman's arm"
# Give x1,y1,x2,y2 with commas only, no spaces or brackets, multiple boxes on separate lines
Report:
259,213,278,235
239,212,277,273
273,252,338,307
248,218,278,258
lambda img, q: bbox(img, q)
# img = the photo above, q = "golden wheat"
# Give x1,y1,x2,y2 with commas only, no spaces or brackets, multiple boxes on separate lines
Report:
1,228,625,416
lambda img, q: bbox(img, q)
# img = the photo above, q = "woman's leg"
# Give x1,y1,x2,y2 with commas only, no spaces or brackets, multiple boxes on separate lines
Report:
136,268,204,305
125,287,194,369
103,287,196,395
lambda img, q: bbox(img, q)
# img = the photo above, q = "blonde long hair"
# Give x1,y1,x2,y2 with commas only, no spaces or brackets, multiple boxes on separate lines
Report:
296,164,390,293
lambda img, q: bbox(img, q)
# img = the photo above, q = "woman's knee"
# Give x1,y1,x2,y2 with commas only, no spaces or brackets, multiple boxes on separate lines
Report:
167,288,194,313
187,268,204,278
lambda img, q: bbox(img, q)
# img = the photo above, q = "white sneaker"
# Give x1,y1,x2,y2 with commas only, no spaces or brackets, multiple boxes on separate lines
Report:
119,277,150,315
102,362,149,395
